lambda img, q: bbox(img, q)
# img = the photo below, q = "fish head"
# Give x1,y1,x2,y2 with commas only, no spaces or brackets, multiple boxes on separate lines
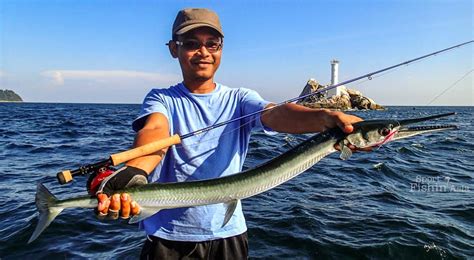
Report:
343,112,457,150
345,120,400,149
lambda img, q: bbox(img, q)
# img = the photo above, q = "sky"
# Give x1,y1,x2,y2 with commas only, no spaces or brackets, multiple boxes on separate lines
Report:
0,0,472,105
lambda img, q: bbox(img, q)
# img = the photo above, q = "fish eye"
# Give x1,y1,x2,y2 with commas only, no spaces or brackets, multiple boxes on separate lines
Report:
379,127,391,136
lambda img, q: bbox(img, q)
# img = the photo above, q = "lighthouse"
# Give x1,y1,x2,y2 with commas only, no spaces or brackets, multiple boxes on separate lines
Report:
327,59,343,97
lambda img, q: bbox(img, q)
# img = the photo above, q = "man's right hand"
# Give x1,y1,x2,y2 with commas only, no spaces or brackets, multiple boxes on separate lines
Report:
87,166,148,220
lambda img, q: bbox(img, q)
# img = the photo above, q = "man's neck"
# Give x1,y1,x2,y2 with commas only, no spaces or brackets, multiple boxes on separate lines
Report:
183,78,216,94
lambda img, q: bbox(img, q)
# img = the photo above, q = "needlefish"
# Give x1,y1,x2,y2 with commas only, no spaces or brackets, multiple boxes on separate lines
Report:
28,112,457,243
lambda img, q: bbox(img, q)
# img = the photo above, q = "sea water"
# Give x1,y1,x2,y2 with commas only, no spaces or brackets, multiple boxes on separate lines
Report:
0,103,472,259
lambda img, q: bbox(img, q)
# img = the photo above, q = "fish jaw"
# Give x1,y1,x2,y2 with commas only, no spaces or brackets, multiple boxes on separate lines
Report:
392,124,458,141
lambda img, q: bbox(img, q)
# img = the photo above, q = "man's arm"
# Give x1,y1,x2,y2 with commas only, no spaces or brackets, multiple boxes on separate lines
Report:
126,112,171,173
261,103,362,134
95,112,170,219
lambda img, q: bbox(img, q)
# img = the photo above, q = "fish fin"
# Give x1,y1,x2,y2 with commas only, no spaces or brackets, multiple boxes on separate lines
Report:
339,143,353,160
128,207,162,224
222,200,238,228
28,183,64,244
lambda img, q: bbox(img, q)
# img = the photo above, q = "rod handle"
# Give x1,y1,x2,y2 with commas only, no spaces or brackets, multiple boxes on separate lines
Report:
56,159,110,185
57,170,73,184
110,134,181,165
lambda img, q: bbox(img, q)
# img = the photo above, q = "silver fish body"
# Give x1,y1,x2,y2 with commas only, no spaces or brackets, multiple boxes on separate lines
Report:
127,130,339,208
28,113,457,243
30,129,343,243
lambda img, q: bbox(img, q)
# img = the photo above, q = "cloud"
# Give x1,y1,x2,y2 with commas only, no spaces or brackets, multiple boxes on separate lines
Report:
41,70,179,86
0,70,5,78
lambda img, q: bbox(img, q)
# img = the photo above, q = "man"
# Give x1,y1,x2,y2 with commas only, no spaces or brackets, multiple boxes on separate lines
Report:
89,8,363,259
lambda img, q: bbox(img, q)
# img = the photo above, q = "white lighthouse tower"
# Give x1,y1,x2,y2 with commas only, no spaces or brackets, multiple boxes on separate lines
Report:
327,59,343,97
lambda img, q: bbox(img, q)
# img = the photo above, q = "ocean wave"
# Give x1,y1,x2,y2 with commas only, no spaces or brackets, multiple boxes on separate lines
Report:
1,104,472,258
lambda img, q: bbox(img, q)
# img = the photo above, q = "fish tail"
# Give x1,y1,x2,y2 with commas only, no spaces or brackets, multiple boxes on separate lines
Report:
28,183,64,244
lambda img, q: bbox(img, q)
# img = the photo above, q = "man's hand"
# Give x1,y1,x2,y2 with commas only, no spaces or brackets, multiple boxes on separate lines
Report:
87,166,148,220
326,111,373,152
324,110,363,134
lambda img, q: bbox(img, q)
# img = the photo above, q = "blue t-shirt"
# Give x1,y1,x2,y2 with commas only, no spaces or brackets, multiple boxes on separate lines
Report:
132,82,272,241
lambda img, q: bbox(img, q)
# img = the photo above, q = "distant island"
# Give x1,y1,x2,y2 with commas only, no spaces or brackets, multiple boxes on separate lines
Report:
0,89,23,102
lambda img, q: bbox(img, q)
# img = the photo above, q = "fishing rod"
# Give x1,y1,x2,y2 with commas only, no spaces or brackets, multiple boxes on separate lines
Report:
56,40,473,185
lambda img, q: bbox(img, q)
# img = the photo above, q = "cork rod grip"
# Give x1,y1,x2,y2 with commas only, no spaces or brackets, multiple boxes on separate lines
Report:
109,134,181,165
57,170,73,184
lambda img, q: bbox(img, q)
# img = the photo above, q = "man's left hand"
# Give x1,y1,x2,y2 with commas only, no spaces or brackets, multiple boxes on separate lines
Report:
324,110,362,134
88,166,148,220
325,111,373,152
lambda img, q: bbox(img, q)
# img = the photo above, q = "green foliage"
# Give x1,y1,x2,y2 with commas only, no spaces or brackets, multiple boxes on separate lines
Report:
0,89,23,101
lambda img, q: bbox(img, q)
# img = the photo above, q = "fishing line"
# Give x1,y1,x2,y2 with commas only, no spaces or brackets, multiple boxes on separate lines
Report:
177,42,473,149
176,41,473,142
351,59,424,88
174,115,259,150
175,104,285,150
352,53,446,89
426,69,473,105
351,43,469,91
179,41,474,149
55,41,474,184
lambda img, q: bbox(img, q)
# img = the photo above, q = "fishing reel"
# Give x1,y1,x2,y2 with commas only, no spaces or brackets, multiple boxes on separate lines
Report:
56,159,116,194
86,166,116,195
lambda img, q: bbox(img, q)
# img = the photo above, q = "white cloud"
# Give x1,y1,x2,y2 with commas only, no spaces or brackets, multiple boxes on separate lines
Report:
0,70,5,78
41,70,179,86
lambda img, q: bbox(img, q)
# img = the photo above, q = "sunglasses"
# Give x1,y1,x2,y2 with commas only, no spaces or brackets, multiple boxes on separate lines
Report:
172,39,223,53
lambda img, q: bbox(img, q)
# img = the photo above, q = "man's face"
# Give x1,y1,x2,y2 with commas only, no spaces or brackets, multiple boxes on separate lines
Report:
171,27,222,83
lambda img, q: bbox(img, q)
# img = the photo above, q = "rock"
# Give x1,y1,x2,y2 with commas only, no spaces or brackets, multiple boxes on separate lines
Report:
350,95,384,110
351,95,369,109
297,79,327,104
329,94,351,109
298,79,384,110
347,89,362,97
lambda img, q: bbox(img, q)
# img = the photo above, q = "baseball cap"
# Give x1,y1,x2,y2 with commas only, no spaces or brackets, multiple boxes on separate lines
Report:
172,8,224,38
